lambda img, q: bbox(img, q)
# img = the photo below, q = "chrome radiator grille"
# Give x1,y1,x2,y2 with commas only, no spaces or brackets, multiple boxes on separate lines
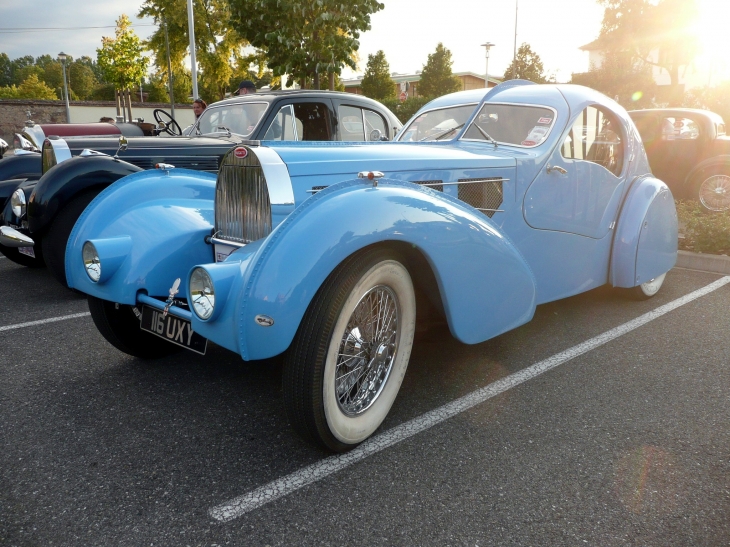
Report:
214,147,272,244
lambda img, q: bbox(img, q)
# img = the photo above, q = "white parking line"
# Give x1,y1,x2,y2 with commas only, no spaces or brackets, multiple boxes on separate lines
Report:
0,312,91,332
209,276,730,522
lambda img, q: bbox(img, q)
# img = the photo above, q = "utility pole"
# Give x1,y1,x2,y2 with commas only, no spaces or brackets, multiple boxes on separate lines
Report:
187,0,199,100
513,0,519,78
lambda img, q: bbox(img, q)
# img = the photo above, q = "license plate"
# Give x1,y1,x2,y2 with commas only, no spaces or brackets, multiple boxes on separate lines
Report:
18,246,35,258
140,306,208,354
214,243,236,262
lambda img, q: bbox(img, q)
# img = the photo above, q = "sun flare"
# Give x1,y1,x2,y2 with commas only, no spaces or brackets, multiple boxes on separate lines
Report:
694,0,730,82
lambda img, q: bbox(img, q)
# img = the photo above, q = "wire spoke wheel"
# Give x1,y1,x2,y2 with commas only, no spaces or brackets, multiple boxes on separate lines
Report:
336,285,399,416
698,174,730,211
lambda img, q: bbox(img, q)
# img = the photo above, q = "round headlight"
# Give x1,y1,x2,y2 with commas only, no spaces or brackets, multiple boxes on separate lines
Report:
10,189,26,218
190,267,215,320
82,241,101,282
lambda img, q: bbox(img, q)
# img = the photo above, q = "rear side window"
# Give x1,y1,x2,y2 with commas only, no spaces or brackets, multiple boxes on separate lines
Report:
562,105,623,176
660,117,700,140
338,105,389,141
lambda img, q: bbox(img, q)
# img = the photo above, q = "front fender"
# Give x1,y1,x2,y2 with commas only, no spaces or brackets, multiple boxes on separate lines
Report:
0,153,42,185
611,176,677,288
0,179,36,228
199,179,537,361
27,155,142,234
66,169,217,300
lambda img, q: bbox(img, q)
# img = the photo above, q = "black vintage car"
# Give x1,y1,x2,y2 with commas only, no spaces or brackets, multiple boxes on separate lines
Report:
629,108,730,211
0,90,402,285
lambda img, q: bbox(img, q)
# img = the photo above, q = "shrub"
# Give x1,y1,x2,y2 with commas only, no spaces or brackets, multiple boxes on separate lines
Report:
676,200,730,255
381,97,431,124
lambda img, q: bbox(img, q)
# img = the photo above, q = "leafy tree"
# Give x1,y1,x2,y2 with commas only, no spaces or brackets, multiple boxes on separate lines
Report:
417,43,461,98
571,49,656,108
503,43,549,83
0,74,57,100
96,14,149,92
0,53,12,86
140,0,249,101
597,0,698,93
361,50,395,100
10,55,35,85
228,0,383,89
69,62,98,100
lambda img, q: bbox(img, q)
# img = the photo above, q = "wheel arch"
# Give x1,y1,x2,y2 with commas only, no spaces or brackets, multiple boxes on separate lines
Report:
224,180,537,361
684,154,730,188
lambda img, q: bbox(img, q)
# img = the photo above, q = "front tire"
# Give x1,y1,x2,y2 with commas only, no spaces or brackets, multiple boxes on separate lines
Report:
41,189,100,286
283,248,416,452
691,167,730,211
88,296,182,359
0,243,45,268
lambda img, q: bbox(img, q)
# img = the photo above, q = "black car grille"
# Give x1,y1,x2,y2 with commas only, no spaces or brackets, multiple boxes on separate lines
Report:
125,156,220,171
214,147,272,244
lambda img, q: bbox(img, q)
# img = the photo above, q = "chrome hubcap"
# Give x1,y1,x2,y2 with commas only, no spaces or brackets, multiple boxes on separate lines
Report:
699,175,730,211
335,285,399,416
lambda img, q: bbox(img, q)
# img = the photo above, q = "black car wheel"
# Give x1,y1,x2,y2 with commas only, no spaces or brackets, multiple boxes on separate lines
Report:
283,248,416,452
41,189,101,287
691,166,730,211
88,296,182,359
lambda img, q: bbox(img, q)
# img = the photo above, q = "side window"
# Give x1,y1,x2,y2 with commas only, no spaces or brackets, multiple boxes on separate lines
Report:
263,104,297,140
293,102,332,141
562,106,623,176
339,105,365,141
660,117,700,140
364,109,387,140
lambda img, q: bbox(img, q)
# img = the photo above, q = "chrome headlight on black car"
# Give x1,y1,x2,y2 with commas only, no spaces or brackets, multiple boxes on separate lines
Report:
41,137,72,174
10,189,26,218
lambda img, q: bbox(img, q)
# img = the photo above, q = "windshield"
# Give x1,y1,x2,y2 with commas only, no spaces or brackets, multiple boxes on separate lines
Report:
462,103,556,147
195,102,269,137
397,104,477,142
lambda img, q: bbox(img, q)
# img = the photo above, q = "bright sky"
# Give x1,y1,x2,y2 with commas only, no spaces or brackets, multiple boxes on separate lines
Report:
0,0,726,85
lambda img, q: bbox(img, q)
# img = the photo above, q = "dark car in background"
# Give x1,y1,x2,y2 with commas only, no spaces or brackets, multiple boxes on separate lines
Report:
629,108,730,211
0,90,402,285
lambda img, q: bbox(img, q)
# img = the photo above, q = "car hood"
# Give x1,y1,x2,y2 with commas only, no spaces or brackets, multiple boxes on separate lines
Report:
62,135,241,153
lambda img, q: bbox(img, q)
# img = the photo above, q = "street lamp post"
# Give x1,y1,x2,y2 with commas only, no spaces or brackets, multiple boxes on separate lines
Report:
481,42,495,88
58,52,71,123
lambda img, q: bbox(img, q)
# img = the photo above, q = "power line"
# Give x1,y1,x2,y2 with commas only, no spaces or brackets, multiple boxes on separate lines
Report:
0,24,155,34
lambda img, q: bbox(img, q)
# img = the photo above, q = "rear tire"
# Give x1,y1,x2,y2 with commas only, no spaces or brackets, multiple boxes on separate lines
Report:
88,296,182,359
42,189,101,287
283,248,416,452
628,272,666,300
691,166,730,211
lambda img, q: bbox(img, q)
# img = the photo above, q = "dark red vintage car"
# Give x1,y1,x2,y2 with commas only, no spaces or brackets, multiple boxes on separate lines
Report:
629,108,730,211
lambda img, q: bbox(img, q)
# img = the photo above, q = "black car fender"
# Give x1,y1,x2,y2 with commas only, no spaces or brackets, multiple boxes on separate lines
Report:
684,154,730,186
27,155,142,234
0,153,42,187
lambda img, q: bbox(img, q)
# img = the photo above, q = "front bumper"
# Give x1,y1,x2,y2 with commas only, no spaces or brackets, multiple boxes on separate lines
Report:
0,226,34,248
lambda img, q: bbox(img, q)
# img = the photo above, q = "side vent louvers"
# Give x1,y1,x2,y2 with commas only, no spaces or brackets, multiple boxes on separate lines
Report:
457,178,503,218
214,147,272,244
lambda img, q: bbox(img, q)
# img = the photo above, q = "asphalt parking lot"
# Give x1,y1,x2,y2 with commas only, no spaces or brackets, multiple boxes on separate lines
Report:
1,255,729,546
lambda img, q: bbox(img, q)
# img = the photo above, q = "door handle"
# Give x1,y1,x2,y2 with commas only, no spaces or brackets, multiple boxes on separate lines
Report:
546,164,567,175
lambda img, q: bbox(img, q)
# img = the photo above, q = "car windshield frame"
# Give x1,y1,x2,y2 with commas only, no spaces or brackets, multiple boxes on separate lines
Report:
396,103,479,142
193,101,270,138
460,102,559,148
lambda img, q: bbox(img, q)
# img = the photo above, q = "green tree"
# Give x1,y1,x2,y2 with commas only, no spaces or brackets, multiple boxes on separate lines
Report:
69,62,98,100
503,43,549,83
598,0,698,98
417,43,460,98
97,14,149,92
361,50,395,100
0,74,58,99
228,0,383,89
140,0,247,101
10,55,35,85
571,49,656,108
0,53,12,86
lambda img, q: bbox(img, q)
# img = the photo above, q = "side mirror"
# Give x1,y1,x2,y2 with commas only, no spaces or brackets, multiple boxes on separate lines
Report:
370,129,388,142
118,136,128,151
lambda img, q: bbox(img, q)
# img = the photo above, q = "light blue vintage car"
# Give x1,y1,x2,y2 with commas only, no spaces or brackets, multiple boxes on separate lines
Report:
66,81,677,451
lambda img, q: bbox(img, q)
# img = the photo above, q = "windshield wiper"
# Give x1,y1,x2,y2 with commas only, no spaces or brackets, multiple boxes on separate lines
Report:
420,123,465,142
216,126,232,137
474,124,498,148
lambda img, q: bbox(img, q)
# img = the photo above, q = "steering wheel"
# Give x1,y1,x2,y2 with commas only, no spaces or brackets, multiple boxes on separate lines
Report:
153,108,182,136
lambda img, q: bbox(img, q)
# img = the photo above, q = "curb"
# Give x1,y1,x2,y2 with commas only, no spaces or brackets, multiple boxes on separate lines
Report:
675,250,730,275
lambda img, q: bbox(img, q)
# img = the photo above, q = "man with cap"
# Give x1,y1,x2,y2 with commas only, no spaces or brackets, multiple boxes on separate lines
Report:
234,80,256,95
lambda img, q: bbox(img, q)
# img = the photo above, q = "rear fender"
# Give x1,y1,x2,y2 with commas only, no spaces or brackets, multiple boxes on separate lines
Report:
203,178,537,361
66,169,217,301
610,176,677,288
27,155,142,234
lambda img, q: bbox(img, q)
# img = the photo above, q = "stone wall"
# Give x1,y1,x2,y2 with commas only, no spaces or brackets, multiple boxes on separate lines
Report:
0,99,194,146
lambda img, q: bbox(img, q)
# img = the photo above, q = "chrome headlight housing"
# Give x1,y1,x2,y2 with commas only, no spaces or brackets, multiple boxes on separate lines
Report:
82,241,101,282
10,189,26,218
190,267,215,320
